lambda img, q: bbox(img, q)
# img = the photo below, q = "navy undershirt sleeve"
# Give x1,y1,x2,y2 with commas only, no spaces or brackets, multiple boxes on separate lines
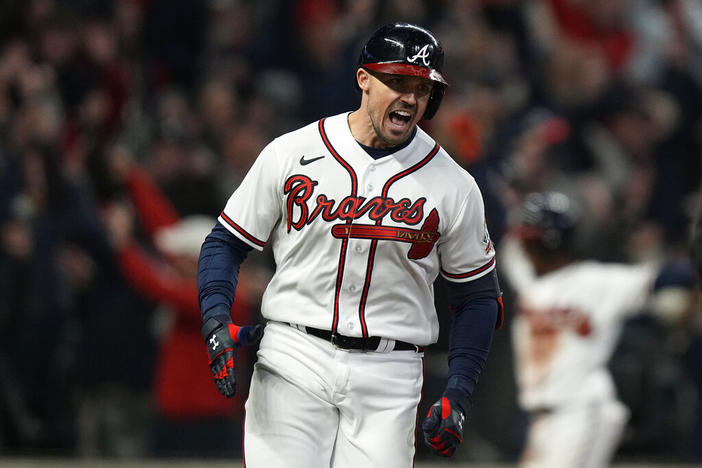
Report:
197,223,253,325
442,270,501,412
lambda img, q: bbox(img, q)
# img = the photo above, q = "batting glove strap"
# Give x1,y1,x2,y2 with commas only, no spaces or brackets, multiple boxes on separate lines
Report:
422,396,466,457
203,319,240,364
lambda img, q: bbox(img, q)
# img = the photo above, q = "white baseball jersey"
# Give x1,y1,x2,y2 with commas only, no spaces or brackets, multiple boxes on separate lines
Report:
500,237,657,410
218,112,495,346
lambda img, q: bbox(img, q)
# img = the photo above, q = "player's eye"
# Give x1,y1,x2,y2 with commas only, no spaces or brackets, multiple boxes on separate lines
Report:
417,83,432,96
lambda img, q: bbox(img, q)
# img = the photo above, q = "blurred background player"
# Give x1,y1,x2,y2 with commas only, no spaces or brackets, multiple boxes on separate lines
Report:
499,191,696,468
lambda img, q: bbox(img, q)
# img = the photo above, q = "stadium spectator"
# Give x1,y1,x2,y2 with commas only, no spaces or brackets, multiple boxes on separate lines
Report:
102,156,256,457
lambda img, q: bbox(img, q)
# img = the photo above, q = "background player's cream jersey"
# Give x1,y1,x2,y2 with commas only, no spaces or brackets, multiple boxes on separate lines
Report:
500,238,657,409
219,112,495,346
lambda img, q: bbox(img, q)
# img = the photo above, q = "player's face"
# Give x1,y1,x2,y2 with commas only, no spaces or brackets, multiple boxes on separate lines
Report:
359,69,433,147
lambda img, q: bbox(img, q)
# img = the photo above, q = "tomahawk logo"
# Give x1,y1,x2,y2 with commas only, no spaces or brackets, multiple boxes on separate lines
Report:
407,44,432,66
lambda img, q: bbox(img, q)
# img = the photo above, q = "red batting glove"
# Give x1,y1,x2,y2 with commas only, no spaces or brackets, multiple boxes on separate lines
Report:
202,318,263,398
421,396,466,457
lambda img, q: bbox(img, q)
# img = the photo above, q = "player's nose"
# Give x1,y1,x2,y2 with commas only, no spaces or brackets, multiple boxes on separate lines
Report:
399,88,419,105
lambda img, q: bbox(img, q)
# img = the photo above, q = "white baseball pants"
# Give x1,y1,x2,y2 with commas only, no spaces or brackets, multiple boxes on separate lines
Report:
519,399,629,468
243,321,424,468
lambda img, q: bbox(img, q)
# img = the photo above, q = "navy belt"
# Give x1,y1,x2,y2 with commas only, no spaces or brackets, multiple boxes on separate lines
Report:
300,325,423,352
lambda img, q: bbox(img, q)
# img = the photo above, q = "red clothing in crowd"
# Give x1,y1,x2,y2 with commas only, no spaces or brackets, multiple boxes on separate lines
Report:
546,0,634,72
117,166,252,418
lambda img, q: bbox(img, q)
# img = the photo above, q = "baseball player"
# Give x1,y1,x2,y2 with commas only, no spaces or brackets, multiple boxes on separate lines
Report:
197,23,503,467
500,191,693,468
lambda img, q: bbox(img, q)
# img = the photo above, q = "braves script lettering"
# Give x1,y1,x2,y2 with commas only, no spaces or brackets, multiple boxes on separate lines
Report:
284,175,425,231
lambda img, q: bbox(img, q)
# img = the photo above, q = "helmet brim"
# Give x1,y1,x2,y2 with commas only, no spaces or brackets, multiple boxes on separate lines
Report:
361,62,448,86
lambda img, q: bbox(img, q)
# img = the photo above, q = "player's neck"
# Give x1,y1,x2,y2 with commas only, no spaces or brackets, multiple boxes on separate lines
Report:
348,110,379,147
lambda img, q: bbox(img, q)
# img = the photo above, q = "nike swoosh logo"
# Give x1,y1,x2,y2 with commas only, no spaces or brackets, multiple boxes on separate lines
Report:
300,155,325,165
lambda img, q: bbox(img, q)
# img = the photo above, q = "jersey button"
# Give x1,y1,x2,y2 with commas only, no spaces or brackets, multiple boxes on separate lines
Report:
366,184,373,191
355,245,363,253
349,285,357,292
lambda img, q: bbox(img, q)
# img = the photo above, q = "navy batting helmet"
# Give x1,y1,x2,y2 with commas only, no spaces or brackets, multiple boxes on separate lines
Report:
358,23,448,119
514,191,580,253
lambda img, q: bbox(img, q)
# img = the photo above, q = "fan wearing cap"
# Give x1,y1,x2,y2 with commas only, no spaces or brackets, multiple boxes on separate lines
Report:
197,22,503,466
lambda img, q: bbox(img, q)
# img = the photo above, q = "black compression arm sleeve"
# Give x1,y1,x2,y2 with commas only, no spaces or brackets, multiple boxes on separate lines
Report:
197,223,253,324
442,270,501,411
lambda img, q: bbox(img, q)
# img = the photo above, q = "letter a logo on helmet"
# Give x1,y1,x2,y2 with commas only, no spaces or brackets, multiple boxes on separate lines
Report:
357,23,448,120
407,44,432,67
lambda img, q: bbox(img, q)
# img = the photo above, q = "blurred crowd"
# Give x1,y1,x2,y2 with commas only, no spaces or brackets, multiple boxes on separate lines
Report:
0,0,700,462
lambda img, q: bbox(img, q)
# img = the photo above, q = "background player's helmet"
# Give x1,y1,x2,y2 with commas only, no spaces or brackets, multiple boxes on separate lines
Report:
358,22,448,120
513,191,580,254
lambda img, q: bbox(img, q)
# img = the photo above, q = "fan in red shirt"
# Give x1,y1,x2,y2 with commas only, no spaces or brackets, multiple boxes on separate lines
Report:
103,162,255,456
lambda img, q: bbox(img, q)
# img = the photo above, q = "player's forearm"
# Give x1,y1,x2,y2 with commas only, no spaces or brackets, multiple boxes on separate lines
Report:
443,271,501,409
445,294,497,409
197,223,252,323
498,234,536,292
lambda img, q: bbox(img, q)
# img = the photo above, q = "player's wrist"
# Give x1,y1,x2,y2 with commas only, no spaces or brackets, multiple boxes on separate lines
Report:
202,317,239,363
441,386,470,415
200,315,232,341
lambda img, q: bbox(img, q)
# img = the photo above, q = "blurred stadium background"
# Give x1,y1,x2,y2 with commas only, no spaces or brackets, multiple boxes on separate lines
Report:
0,0,701,465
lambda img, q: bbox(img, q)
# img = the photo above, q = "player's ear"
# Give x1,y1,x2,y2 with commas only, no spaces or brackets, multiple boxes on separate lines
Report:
357,68,371,92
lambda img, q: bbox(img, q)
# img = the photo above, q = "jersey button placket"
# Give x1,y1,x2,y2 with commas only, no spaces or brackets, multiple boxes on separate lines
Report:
362,164,376,195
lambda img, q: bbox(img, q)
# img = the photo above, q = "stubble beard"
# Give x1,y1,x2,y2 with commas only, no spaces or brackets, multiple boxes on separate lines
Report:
368,107,405,148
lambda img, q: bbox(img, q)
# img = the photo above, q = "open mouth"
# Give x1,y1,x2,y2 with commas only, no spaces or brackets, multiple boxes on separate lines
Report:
389,110,412,127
